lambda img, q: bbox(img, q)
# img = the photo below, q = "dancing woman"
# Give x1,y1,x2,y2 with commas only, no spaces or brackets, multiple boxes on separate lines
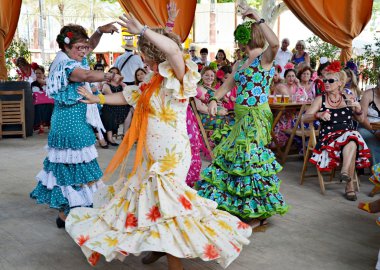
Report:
30,23,122,227
195,4,289,224
65,13,251,270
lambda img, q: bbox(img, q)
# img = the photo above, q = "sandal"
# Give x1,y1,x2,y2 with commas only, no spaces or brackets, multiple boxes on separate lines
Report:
340,173,351,183
141,251,166,264
247,218,268,229
344,190,357,201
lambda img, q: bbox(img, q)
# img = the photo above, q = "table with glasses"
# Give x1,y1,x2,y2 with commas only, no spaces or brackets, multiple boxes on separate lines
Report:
269,102,311,164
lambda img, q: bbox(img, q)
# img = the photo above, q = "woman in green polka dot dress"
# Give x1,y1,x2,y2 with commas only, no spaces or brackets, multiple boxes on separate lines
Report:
195,5,288,226
30,23,123,228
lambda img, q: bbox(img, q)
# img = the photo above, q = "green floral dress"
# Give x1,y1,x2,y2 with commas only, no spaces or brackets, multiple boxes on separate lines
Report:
195,54,289,220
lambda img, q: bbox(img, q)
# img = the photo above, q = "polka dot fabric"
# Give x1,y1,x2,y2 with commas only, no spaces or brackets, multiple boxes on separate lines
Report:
30,56,103,215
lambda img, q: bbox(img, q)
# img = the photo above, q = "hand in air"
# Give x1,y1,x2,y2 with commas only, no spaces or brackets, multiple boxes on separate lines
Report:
167,1,179,22
99,22,119,35
77,86,99,104
118,13,144,35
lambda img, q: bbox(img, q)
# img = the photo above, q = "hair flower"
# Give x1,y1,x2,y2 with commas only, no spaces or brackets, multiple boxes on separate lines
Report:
234,21,253,45
284,62,294,70
64,37,70,44
325,60,342,73
66,32,74,39
31,62,39,70
216,69,225,79
209,62,218,71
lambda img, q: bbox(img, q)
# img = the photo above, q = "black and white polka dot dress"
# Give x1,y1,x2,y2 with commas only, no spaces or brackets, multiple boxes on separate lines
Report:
310,95,371,171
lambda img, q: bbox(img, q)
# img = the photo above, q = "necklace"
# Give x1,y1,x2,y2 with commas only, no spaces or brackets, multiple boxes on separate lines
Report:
327,94,342,108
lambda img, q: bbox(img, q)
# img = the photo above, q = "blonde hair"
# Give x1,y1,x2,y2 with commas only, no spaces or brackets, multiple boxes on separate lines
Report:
344,68,361,97
138,28,182,64
296,40,306,50
247,23,266,49
327,70,347,92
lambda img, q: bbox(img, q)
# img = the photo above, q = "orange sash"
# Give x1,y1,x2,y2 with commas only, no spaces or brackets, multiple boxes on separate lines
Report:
103,73,164,180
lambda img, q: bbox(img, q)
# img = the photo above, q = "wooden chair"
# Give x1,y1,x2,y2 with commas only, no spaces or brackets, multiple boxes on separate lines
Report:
300,124,360,194
0,90,26,139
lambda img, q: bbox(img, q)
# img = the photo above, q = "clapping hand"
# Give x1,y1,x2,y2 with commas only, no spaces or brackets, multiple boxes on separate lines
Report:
208,101,218,116
118,13,144,35
345,97,361,111
318,110,331,121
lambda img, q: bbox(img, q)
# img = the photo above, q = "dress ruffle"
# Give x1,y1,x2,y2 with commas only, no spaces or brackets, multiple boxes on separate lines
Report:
196,105,288,219
48,129,96,150
46,145,98,164
310,130,371,172
66,164,252,268
42,158,103,186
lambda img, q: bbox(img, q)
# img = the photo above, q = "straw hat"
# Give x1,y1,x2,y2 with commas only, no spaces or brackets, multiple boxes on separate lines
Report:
122,38,136,50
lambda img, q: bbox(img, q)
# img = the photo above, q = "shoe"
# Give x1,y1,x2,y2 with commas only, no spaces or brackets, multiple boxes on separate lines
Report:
100,143,109,149
141,252,165,264
339,173,351,183
344,190,357,201
56,217,65,229
108,141,119,146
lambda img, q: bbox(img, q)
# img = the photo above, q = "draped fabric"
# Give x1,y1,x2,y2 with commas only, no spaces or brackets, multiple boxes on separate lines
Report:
0,0,22,80
283,0,373,62
117,0,196,42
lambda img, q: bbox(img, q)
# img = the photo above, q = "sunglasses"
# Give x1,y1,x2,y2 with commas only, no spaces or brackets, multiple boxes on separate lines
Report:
323,78,338,83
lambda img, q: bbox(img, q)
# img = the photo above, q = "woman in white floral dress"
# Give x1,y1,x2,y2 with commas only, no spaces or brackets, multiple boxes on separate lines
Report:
65,14,251,270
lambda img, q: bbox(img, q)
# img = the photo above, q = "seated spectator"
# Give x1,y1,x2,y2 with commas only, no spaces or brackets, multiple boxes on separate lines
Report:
216,65,236,111
195,67,234,131
197,47,210,71
100,67,129,146
189,44,201,64
15,57,39,83
275,38,292,78
134,68,146,85
297,66,316,101
303,61,371,201
344,67,361,98
291,40,310,69
270,65,284,95
277,68,308,102
313,58,330,96
31,66,54,134
357,73,380,164
213,49,231,68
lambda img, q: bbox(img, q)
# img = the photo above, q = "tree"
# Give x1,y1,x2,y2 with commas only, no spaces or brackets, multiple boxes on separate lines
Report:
357,36,380,85
306,35,340,68
5,39,31,80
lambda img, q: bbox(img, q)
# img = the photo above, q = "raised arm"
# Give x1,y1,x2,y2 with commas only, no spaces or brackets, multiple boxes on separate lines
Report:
118,13,185,81
88,22,119,54
70,68,123,85
239,4,279,66
77,86,128,106
165,0,179,33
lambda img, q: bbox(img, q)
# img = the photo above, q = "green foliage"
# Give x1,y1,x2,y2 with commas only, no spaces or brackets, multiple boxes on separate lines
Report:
306,35,340,65
100,0,118,3
357,36,380,84
5,39,31,81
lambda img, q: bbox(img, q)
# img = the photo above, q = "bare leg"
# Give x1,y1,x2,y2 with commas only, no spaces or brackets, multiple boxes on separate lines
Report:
341,141,357,199
123,108,134,134
167,254,183,270
106,131,116,144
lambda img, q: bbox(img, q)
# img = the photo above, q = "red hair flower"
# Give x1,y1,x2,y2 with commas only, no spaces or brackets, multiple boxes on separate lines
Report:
325,60,342,73
216,69,225,80
31,62,39,70
66,32,74,39
284,62,294,70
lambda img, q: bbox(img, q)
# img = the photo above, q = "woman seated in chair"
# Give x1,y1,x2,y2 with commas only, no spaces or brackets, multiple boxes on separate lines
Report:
357,72,380,165
194,66,234,132
303,61,371,201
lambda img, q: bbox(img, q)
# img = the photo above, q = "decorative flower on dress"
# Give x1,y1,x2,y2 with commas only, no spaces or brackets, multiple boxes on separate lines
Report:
125,213,138,228
76,235,90,246
325,60,342,73
146,205,161,222
237,221,250,230
203,244,220,260
178,195,192,210
88,252,100,266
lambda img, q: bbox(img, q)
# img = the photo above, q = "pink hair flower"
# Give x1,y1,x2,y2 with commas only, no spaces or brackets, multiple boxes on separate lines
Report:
284,62,294,70
216,69,225,80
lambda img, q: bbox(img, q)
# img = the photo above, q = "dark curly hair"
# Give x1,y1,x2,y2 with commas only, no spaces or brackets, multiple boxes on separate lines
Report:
56,24,89,51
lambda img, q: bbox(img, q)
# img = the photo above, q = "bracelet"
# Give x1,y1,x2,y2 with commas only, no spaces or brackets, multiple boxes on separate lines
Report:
208,97,218,104
140,25,149,37
98,94,106,104
256,18,265,24
96,27,103,35
166,21,175,28
314,112,320,119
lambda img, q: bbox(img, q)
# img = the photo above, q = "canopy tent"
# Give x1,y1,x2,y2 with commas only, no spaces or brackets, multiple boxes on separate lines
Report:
0,0,374,79
283,0,373,62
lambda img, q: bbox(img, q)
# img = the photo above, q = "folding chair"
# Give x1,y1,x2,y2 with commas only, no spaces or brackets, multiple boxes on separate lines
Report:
0,90,26,139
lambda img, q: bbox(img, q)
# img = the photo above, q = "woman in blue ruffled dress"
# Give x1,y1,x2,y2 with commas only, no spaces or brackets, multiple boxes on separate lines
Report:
30,23,123,228
195,4,288,226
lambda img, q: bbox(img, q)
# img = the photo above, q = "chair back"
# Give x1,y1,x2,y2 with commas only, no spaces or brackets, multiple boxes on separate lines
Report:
0,90,26,138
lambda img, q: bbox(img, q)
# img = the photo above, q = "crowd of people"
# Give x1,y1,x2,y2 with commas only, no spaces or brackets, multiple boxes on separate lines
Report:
8,0,379,269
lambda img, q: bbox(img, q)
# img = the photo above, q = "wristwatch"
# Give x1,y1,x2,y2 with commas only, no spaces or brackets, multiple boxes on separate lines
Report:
257,18,265,24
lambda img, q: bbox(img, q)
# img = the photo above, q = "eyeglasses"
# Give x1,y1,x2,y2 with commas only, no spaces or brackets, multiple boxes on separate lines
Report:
189,50,195,52
323,78,338,84
73,45,90,51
